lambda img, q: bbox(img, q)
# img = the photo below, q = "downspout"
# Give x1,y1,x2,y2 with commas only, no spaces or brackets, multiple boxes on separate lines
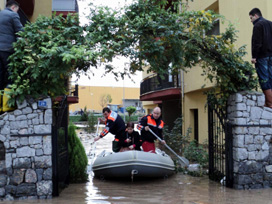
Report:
179,1,186,136
181,70,185,136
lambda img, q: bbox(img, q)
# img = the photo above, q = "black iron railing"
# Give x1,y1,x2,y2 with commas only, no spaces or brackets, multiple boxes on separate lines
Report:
140,73,180,95
52,96,69,196
208,102,233,188
70,84,78,97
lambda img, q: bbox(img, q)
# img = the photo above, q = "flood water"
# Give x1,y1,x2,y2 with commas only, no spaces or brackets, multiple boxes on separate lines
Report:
2,126,272,204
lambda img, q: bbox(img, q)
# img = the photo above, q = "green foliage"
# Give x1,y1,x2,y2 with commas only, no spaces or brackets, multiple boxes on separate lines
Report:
84,0,258,108
164,117,208,174
80,106,89,121
69,115,81,123
183,140,209,167
7,0,258,109
68,123,88,183
86,112,96,133
126,106,136,121
164,117,190,154
120,113,144,122
8,13,97,106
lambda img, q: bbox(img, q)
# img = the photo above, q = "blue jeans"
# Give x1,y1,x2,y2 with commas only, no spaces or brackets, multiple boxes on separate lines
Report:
255,56,272,90
0,51,11,90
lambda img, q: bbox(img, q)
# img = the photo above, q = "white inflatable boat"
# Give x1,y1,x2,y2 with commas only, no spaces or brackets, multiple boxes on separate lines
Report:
92,150,175,179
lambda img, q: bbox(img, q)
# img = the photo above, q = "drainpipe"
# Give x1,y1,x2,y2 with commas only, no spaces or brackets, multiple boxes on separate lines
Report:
181,70,185,136
179,2,186,136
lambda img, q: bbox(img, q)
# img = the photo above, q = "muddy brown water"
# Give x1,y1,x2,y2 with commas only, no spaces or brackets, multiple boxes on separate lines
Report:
2,128,272,204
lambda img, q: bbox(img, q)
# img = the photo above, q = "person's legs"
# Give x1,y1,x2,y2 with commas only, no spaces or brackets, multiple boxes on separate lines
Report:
256,57,272,107
256,57,270,89
268,56,272,88
142,141,156,153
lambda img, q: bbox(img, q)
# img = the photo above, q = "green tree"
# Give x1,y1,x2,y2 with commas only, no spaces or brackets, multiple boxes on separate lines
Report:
99,94,112,108
86,112,96,133
80,106,89,121
7,0,258,109
68,123,88,183
163,117,190,154
126,106,136,121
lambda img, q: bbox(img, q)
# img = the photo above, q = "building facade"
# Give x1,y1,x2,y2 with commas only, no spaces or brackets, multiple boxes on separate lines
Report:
184,0,272,143
140,0,272,143
69,85,141,113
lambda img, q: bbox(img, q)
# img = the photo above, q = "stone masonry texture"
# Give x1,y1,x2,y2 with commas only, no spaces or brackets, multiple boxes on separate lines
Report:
0,98,53,201
228,91,272,189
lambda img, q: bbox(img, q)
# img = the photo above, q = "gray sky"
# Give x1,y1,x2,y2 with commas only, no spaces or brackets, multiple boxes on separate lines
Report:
71,0,142,88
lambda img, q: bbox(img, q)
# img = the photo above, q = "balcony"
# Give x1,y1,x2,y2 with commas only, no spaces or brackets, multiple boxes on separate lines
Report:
140,73,181,101
54,84,79,104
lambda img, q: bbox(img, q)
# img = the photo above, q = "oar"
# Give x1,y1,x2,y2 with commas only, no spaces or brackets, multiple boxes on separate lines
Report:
91,120,100,159
149,128,190,167
95,120,100,136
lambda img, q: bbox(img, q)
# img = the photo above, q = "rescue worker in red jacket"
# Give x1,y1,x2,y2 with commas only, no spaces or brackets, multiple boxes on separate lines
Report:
94,107,126,152
137,107,165,153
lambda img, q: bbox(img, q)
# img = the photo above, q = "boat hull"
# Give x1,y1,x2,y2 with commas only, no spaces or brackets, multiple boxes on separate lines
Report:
92,150,175,179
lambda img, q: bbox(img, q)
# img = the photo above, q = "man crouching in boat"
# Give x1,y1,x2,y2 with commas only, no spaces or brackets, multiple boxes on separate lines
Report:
137,107,166,153
94,107,126,152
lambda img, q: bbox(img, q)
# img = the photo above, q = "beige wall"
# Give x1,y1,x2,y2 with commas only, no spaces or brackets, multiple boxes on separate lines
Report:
183,65,215,93
183,0,272,143
183,90,208,143
29,0,52,21
69,86,140,112
187,0,217,11
0,0,52,20
219,0,271,62
142,101,157,114
0,0,4,10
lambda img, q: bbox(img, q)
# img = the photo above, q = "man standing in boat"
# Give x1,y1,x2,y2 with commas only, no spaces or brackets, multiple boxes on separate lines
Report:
137,107,166,153
94,107,126,152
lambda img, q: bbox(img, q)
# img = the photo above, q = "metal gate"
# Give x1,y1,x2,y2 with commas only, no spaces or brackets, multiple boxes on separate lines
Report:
208,103,233,188
52,96,69,196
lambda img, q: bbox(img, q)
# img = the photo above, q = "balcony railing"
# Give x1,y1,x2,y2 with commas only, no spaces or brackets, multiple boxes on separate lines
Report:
69,84,78,97
52,0,78,12
140,73,181,95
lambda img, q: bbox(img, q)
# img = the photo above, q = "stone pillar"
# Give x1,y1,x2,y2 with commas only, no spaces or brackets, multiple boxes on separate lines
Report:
228,91,272,189
0,98,53,201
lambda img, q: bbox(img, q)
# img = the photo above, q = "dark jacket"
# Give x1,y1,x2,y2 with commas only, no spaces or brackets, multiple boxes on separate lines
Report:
0,8,23,52
251,17,272,59
123,130,142,150
100,111,126,141
137,114,164,143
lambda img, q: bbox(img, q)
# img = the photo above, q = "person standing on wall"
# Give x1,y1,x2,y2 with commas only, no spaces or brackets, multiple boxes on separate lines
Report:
137,107,166,153
94,107,126,152
0,0,23,90
249,8,272,108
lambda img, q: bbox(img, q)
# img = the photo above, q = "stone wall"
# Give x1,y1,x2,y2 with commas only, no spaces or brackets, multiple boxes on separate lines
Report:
0,98,53,200
228,91,272,189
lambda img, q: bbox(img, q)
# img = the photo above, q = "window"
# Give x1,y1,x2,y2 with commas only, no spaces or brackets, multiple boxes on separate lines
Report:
206,19,220,36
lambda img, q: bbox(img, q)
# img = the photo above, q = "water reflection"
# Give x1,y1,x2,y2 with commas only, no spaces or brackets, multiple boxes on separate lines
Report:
2,127,272,204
